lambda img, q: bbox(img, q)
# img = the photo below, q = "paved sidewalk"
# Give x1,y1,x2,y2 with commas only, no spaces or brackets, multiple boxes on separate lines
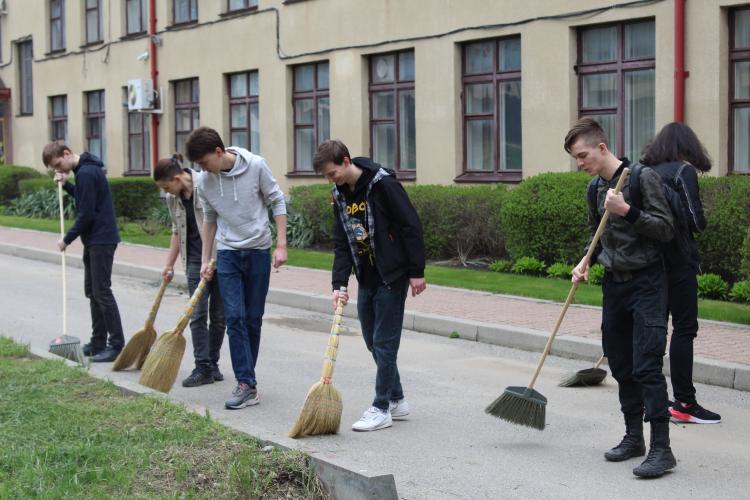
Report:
2,226,749,367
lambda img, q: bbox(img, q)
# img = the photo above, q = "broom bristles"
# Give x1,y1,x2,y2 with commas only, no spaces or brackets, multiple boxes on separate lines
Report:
288,382,342,438
485,388,546,430
112,326,157,371
138,330,186,393
558,368,607,388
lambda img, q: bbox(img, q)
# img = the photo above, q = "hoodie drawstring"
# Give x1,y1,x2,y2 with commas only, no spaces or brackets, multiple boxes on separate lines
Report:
232,177,238,201
217,174,238,202
219,175,224,197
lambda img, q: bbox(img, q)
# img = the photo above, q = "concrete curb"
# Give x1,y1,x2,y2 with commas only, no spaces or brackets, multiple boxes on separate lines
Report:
4,242,748,393
25,344,398,500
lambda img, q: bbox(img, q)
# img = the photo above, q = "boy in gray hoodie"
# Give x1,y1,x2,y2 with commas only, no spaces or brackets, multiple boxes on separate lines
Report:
186,127,287,410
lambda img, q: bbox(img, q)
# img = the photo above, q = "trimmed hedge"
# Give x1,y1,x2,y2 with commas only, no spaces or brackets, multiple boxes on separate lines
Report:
287,183,333,247
0,166,44,203
501,171,590,264
740,226,750,281
18,177,54,195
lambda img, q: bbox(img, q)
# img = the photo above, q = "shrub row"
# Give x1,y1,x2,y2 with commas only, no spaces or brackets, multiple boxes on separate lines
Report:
0,166,43,204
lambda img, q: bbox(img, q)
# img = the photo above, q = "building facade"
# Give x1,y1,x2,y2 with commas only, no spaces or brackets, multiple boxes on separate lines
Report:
0,0,747,189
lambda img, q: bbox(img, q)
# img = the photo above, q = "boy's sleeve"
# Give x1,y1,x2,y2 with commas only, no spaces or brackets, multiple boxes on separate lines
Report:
196,178,217,224
63,171,95,245
331,198,354,290
258,158,286,217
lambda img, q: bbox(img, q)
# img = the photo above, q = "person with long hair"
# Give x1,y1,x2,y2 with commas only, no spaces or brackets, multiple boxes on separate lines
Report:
641,122,721,424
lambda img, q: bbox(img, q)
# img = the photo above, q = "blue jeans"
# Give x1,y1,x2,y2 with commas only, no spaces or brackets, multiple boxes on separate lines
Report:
357,279,409,411
186,260,225,373
216,249,271,387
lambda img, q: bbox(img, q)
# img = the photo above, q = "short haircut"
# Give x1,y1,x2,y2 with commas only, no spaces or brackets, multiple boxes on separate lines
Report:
42,141,71,167
185,126,225,162
313,139,351,172
564,117,609,154
153,153,185,182
640,122,712,172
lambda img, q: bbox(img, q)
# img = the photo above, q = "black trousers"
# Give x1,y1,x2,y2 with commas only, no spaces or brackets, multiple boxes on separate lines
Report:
601,263,670,422
83,244,125,350
667,263,699,405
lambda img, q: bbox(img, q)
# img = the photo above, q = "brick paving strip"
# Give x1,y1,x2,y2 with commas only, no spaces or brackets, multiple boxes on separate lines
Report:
1,226,748,367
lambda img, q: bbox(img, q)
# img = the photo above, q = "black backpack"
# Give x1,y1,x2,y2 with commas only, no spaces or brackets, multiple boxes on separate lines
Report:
587,163,692,265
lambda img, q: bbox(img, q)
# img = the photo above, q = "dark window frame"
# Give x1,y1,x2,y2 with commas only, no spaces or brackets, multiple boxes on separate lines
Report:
291,61,329,175
174,77,200,159
729,7,750,174
84,0,102,45
459,36,522,183
228,70,260,153
18,41,34,116
124,86,150,175
368,50,416,180
49,0,66,53
85,89,105,160
172,0,198,26
125,0,147,35
226,0,258,13
576,19,655,160
49,94,68,142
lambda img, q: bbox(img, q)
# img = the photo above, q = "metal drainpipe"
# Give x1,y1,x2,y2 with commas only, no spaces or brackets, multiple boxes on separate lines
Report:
674,0,687,123
149,0,159,168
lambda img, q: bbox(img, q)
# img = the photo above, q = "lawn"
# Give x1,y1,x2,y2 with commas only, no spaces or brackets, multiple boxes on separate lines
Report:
2,215,749,325
0,336,328,499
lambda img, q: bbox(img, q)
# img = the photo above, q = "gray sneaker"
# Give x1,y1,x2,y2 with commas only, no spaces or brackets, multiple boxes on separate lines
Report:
225,383,259,409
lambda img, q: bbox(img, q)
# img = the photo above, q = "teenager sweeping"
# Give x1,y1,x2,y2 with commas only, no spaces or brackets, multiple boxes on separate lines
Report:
640,122,721,424
313,139,426,432
565,118,678,478
43,141,125,363
153,153,226,387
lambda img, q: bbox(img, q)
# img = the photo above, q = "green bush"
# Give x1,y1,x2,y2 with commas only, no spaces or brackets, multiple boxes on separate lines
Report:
287,211,315,248
696,175,750,282
5,188,75,219
489,259,513,273
697,273,729,300
739,226,750,281
0,166,44,203
18,177,56,195
730,280,750,304
588,263,605,285
287,183,333,247
547,262,573,279
512,256,546,276
109,177,162,220
501,171,591,264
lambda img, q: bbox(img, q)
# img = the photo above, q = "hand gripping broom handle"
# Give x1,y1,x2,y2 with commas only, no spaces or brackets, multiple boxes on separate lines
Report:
144,279,170,328
320,286,347,384
58,182,67,338
527,168,629,390
173,260,215,336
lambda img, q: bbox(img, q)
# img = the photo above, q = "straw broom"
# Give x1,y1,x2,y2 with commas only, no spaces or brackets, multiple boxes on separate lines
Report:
139,260,215,393
288,286,348,438
112,278,169,371
485,168,629,430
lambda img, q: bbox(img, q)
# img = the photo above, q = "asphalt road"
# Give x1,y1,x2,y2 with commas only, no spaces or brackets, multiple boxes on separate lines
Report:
2,254,748,499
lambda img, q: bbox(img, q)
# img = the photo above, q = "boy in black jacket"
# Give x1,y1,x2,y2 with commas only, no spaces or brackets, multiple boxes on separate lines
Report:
565,118,677,478
313,139,426,432
43,141,124,362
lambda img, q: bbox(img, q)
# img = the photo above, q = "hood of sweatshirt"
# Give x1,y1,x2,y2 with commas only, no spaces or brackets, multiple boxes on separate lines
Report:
75,152,105,172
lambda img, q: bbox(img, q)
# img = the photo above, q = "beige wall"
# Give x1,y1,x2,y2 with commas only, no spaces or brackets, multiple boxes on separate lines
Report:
0,0,742,187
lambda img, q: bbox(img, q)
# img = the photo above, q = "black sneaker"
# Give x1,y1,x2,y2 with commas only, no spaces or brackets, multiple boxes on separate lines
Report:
82,343,104,357
182,369,215,387
91,347,121,363
669,400,721,424
211,366,224,382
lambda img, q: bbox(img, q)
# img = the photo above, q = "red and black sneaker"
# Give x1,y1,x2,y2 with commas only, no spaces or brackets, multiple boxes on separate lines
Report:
669,400,721,424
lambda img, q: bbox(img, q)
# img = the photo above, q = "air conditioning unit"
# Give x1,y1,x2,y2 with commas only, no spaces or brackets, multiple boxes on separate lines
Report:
127,79,154,111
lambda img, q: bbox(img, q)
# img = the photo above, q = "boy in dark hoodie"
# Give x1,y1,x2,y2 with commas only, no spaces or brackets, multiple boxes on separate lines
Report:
43,141,124,362
313,139,426,432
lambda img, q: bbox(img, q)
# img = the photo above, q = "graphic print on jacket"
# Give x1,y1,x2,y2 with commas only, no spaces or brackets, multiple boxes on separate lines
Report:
342,170,382,288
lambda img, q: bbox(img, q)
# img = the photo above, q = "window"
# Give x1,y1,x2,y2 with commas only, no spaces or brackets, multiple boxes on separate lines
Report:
460,37,522,182
293,62,329,172
124,87,150,174
173,0,198,25
731,8,750,173
50,95,68,143
577,20,655,162
49,0,65,52
86,90,105,161
228,0,258,12
126,0,147,35
84,0,102,44
174,78,199,158
369,50,416,177
228,71,260,153
18,42,33,115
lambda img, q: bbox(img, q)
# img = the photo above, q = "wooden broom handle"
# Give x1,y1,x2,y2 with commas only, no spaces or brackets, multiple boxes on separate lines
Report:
593,355,605,370
174,259,215,335
144,279,170,327
58,182,67,338
320,286,347,382
527,168,629,390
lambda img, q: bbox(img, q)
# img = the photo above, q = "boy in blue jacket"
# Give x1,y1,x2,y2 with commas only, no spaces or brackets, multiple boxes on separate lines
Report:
43,141,124,362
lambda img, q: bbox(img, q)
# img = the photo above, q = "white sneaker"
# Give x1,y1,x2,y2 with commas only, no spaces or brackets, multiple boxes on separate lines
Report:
352,406,392,432
389,398,410,419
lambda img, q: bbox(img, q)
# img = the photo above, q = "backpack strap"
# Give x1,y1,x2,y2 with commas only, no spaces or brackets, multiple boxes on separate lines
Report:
628,163,643,211
587,176,601,224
